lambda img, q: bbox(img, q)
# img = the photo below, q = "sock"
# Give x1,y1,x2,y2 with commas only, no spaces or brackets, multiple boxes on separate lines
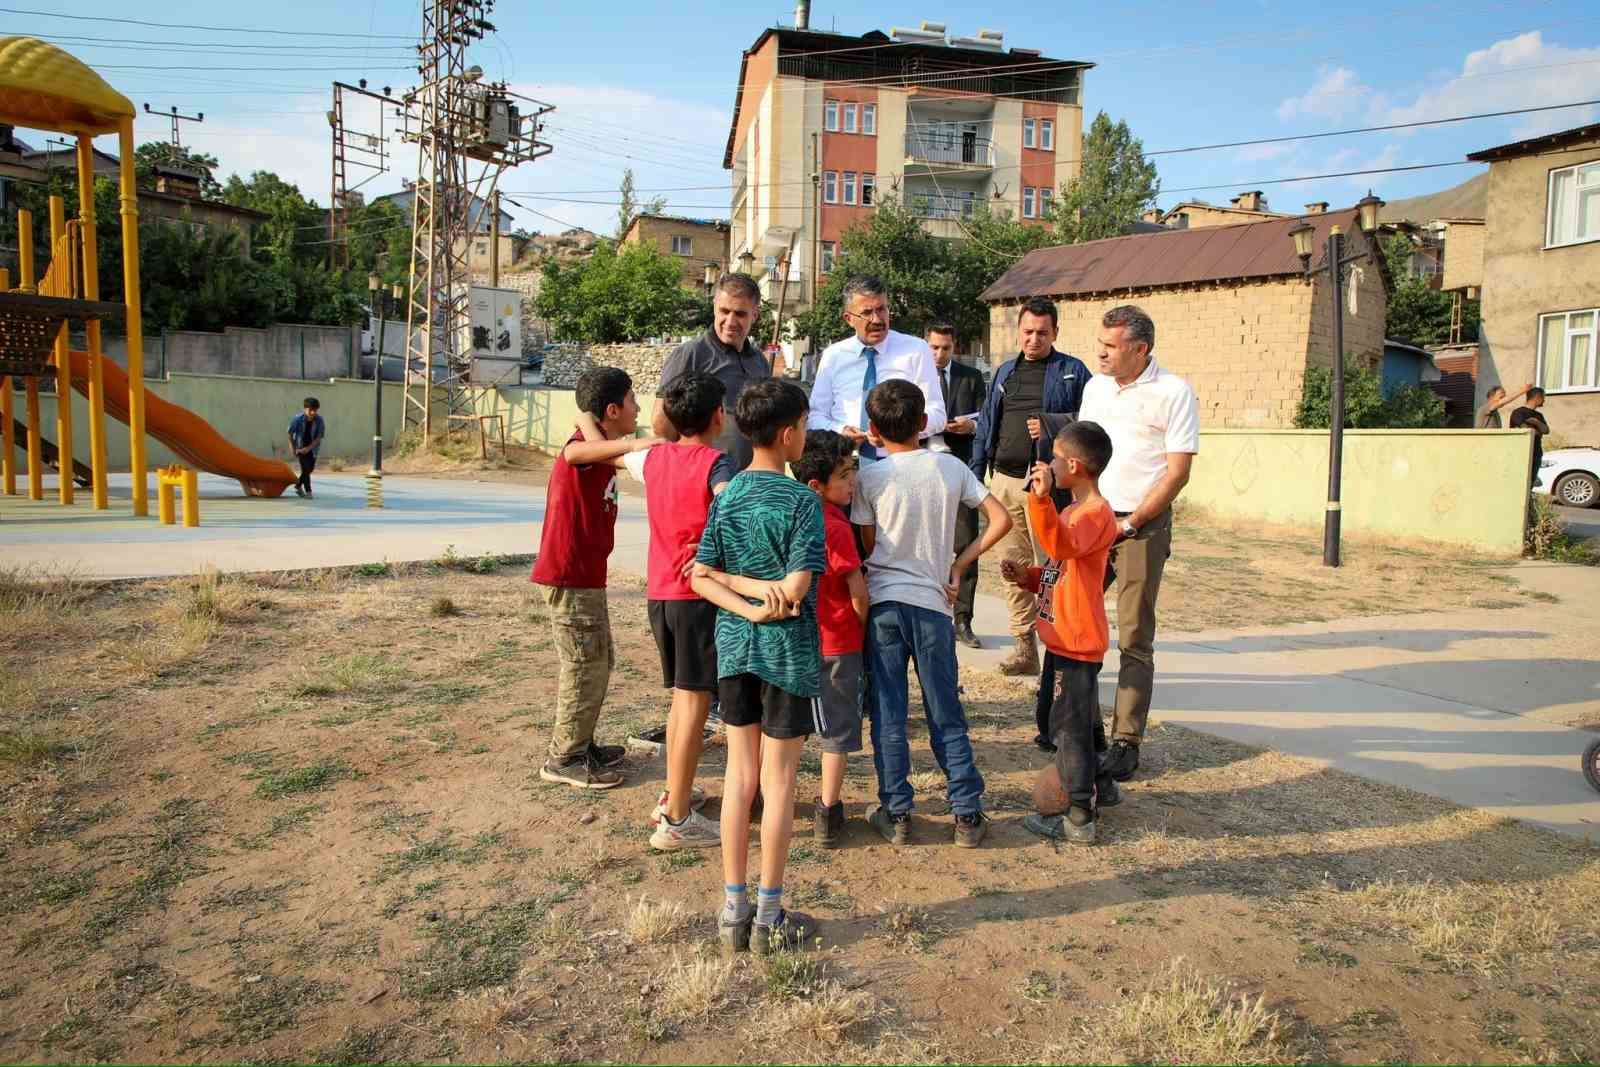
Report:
722,884,749,923
755,885,783,926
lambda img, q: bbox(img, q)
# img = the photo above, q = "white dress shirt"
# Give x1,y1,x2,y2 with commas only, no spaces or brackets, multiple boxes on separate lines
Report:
807,329,947,440
1077,357,1200,513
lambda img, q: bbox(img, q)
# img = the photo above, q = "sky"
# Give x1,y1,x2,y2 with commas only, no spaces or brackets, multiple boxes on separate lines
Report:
13,0,1600,238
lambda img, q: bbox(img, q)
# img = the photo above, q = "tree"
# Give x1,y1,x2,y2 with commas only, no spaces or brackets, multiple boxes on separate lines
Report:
536,240,695,343
1293,358,1443,429
616,168,667,239
1051,112,1159,244
1380,233,1479,347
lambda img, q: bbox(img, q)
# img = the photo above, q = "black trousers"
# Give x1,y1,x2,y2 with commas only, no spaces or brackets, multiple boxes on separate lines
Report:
1047,655,1110,811
953,503,979,624
1036,650,1107,753
297,452,316,492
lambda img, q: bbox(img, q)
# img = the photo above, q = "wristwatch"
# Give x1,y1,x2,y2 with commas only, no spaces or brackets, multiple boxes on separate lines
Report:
1120,519,1138,539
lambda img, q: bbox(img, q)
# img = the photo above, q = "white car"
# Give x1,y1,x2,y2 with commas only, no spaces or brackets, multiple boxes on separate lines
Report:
1536,447,1600,509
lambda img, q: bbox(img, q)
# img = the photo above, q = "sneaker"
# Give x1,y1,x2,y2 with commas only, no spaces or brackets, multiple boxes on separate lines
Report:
539,755,623,790
1033,733,1058,754
294,483,305,497
1024,810,1096,845
304,488,313,498
953,811,989,848
649,784,708,825
866,803,911,845
750,909,819,956
587,740,627,768
1096,776,1123,809
649,808,720,850
814,800,845,848
1101,740,1140,782
718,908,753,956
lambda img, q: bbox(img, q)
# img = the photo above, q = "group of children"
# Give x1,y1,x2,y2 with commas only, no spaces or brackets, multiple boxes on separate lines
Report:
533,365,1127,954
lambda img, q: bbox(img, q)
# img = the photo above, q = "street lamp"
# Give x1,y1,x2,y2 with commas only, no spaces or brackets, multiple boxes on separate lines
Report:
703,260,719,294
737,249,755,276
1288,191,1384,567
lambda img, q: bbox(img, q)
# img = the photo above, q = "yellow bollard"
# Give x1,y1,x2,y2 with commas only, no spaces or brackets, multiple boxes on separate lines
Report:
157,469,175,525
182,468,198,528
156,465,200,528
50,198,73,505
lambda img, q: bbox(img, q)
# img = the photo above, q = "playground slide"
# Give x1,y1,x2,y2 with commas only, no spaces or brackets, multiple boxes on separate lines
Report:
65,349,296,498
9,417,93,487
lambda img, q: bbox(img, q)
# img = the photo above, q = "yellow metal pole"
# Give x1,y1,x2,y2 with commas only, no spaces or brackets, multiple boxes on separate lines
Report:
1,272,10,495
77,135,109,509
181,468,198,527
25,379,42,500
117,121,148,516
157,470,174,525
17,208,34,293
49,197,74,505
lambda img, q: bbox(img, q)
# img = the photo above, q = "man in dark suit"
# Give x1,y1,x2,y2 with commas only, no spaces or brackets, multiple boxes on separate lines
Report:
928,324,987,648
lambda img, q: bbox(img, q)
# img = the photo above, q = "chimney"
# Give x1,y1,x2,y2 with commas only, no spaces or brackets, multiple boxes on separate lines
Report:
1141,209,1163,225
1304,201,1328,215
794,0,809,29
154,165,202,200
1230,190,1266,212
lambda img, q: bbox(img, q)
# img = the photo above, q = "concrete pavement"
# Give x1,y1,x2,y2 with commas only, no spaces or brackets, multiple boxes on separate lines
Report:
5,471,1599,839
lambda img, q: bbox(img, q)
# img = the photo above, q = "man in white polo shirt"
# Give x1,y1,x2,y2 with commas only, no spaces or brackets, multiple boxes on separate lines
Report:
1077,305,1199,782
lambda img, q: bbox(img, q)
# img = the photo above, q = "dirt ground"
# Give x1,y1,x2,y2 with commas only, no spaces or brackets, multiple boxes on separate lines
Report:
3,560,1597,1065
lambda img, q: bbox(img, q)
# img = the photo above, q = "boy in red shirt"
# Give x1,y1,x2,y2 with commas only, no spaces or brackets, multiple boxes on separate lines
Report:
532,367,656,791
615,373,737,849
1003,421,1122,844
792,430,869,847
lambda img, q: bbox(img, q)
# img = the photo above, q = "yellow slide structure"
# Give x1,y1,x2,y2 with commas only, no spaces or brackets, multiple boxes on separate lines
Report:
65,349,296,498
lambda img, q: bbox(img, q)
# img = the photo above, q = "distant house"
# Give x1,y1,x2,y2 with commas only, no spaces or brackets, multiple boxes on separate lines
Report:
1465,122,1600,443
980,205,1389,428
1155,190,1288,230
620,212,730,290
372,185,516,274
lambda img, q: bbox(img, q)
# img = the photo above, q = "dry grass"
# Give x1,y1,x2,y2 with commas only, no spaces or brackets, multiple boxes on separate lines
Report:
455,971,546,1039
878,903,946,952
105,611,219,679
654,953,734,1023
1045,958,1295,1065
289,651,403,698
751,980,885,1046
627,896,692,945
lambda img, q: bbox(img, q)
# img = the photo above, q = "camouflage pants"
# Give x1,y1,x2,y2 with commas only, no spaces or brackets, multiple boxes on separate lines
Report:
542,586,614,762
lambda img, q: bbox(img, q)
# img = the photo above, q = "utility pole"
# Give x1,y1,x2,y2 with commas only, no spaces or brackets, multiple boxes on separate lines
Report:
327,80,401,270
142,104,203,152
490,187,501,287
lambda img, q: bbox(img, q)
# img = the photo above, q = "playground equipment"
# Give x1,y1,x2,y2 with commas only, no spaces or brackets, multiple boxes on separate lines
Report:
156,465,199,527
0,36,295,512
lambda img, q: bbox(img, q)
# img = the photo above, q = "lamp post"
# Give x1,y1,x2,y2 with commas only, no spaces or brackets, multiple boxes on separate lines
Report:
703,261,719,295
1288,190,1384,567
368,273,384,477
737,249,755,276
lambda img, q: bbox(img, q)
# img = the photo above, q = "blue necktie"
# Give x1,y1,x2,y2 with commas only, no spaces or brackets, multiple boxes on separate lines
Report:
858,346,878,457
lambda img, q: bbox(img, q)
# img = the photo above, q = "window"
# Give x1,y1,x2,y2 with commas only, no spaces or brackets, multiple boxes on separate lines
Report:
1022,117,1035,149
821,241,836,274
862,104,876,136
1040,118,1054,151
861,173,875,207
1022,186,1036,218
843,102,857,134
1537,308,1598,393
842,171,857,205
823,170,837,203
1038,187,1053,217
824,100,838,132
1547,160,1600,247
475,241,488,256
670,235,692,256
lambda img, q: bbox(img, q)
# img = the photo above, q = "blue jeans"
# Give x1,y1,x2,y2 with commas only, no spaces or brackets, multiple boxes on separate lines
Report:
865,601,985,817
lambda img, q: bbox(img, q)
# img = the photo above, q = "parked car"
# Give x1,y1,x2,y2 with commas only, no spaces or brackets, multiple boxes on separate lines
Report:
1535,447,1600,508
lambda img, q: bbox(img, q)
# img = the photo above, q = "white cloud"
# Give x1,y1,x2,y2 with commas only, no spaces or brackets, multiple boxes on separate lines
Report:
1275,66,1374,122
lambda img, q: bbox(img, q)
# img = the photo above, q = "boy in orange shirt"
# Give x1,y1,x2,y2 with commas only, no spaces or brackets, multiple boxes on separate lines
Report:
1002,421,1121,845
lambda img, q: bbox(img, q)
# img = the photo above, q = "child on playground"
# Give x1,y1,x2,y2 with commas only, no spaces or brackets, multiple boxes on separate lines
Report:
792,429,868,848
690,378,826,955
532,366,656,791
610,372,736,850
1007,421,1122,845
851,379,1012,848
286,397,324,498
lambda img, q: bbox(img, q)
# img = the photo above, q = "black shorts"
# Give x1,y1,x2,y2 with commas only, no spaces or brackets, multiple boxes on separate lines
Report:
648,599,719,692
717,672,817,740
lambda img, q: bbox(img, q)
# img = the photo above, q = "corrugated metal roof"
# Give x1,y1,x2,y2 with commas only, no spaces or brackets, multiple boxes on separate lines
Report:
981,207,1365,302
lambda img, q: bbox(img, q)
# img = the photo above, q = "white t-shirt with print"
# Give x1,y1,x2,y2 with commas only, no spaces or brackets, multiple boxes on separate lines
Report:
851,450,988,618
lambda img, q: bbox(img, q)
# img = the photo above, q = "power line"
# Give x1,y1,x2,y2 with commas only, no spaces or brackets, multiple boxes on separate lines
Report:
20,31,414,52
0,7,415,38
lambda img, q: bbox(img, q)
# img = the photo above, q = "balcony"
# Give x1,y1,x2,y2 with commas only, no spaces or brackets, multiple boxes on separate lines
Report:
905,130,995,171
909,190,979,240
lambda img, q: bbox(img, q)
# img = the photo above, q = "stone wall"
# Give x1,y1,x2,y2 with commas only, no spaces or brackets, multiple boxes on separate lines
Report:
540,341,682,390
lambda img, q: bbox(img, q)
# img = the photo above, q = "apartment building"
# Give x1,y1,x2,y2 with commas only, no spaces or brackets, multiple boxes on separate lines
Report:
723,14,1089,319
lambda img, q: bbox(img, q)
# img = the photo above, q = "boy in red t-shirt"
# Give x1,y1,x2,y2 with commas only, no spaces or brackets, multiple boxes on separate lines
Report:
613,373,737,850
1000,421,1121,844
792,430,869,847
533,367,656,791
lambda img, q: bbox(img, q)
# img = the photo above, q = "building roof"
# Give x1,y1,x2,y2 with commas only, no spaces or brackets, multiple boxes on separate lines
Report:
628,212,730,233
1377,171,1487,224
0,36,134,135
981,207,1367,302
1466,122,1600,163
723,25,1093,169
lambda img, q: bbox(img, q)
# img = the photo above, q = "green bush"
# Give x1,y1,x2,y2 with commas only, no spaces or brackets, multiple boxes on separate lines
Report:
1294,360,1443,430
1525,495,1599,564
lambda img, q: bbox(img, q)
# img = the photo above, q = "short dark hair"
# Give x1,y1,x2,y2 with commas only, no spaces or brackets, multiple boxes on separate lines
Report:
575,366,633,420
1527,386,1546,400
661,371,726,437
793,429,856,487
926,323,956,341
1018,296,1058,330
1102,304,1155,353
735,378,809,447
303,396,320,410
1055,419,1113,476
865,378,924,445
714,272,760,305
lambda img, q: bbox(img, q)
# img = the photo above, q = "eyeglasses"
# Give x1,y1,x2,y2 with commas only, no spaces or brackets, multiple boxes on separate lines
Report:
845,306,890,322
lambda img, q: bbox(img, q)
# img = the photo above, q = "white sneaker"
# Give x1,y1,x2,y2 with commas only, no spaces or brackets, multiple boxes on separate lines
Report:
650,808,720,850
650,785,707,825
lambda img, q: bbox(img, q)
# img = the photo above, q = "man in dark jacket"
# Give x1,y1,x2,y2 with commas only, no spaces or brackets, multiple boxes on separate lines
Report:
970,296,1091,675
654,272,771,470
928,324,987,647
